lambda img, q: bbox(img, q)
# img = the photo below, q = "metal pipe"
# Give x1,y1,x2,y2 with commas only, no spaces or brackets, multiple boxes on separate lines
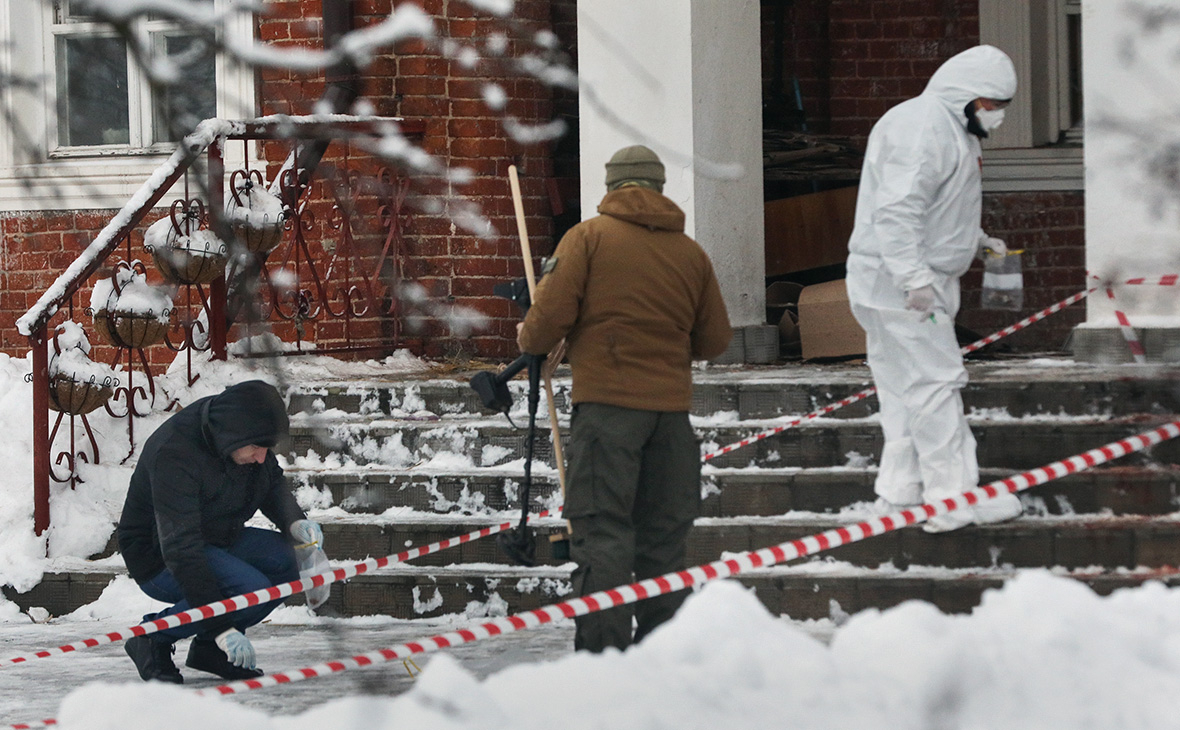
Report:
31,328,49,537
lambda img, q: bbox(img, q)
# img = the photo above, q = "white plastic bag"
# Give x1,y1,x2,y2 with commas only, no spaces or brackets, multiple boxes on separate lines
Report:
981,249,1024,311
297,546,332,610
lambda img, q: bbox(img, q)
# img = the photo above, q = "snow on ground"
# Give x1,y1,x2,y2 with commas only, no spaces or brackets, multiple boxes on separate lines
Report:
0,573,1176,728
2,346,1180,725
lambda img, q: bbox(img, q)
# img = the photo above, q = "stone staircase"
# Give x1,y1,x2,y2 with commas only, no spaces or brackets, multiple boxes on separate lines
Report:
280,358,1180,622
9,358,1180,623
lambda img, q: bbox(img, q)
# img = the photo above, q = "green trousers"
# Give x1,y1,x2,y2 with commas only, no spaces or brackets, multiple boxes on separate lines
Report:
564,402,700,652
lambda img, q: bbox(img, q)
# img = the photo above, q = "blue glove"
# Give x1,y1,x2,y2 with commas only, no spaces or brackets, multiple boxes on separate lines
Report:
290,519,323,549
214,628,256,669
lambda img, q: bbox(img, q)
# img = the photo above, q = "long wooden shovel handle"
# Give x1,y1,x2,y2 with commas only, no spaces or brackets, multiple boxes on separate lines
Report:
508,166,569,502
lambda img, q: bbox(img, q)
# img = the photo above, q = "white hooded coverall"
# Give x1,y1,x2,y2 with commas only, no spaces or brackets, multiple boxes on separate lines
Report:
845,45,1020,522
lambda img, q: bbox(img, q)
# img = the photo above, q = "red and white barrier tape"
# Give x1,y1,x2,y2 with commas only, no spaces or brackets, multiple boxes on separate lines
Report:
0,285,1098,680
11,412,1179,729
1088,271,1180,362
1107,287,1148,364
0,508,562,670
701,288,1093,462
0,286,1117,727
1122,275,1180,287
158,419,1175,702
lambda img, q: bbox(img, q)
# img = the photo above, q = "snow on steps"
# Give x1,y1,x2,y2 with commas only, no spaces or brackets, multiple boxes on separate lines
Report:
283,464,1180,517
284,413,1180,470
279,359,1180,620
10,360,1180,622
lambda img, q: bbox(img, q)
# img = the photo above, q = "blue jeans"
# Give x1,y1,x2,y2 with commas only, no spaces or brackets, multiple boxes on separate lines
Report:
138,527,299,642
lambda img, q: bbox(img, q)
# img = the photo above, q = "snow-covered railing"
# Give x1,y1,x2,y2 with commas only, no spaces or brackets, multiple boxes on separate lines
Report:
19,116,423,537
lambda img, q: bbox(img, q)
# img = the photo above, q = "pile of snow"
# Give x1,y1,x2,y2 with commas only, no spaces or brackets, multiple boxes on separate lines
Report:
227,183,287,230
144,217,228,257
52,573,1180,728
48,322,119,386
89,268,173,323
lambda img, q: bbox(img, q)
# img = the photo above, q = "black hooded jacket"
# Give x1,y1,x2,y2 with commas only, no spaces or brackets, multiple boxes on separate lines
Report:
117,380,305,629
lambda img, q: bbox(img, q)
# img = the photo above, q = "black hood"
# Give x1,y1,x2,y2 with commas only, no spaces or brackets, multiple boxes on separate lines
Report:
203,380,289,458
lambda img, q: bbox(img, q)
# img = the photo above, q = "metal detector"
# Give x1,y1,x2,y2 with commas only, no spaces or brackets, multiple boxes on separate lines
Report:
468,276,547,566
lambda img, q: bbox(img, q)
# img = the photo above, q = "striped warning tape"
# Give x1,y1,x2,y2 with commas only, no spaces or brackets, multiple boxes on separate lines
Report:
0,509,561,670
138,419,1171,704
1107,287,1148,364
2,287,1093,671
1090,272,1180,363
8,319,1176,730
0,285,1097,678
1120,275,1180,286
701,288,1093,462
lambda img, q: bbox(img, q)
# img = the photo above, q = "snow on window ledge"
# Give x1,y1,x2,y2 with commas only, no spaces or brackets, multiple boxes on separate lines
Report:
0,144,259,213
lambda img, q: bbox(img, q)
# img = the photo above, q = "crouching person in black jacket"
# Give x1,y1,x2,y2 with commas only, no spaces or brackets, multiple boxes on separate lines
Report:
117,380,322,683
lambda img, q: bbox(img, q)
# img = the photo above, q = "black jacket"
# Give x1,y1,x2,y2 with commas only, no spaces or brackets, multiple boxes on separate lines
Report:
117,380,304,631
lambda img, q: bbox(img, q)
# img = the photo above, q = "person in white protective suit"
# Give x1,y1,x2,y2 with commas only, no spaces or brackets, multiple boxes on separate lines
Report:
845,45,1024,533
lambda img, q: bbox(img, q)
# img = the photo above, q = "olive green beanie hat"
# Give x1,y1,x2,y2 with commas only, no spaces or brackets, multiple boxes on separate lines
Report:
604,145,665,192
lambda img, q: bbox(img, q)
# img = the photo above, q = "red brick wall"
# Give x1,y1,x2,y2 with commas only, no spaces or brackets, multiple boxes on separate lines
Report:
962,192,1087,352
2,0,566,364
255,0,562,360
0,212,118,355
827,0,979,144
762,0,979,139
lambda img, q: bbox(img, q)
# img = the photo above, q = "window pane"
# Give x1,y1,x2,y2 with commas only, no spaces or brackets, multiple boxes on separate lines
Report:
1067,13,1083,129
153,33,217,141
57,35,129,146
56,0,93,22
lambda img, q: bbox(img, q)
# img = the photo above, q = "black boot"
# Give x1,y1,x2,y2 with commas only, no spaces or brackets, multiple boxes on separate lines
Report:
124,634,184,684
185,638,264,680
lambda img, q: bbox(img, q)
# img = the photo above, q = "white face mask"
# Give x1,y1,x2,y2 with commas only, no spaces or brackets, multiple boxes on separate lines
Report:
975,107,1006,131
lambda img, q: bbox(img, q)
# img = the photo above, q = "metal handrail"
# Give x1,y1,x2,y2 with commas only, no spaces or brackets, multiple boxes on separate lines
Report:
17,116,419,338
21,115,423,536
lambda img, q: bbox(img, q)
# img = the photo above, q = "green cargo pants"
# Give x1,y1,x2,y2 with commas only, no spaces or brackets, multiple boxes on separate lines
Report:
564,402,701,652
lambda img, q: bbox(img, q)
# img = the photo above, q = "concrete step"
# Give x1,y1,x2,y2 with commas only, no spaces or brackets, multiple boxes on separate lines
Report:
300,564,1180,621
285,465,1180,517
313,513,1180,572
283,414,1180,471
8,565,1179,623
286,362,1180,422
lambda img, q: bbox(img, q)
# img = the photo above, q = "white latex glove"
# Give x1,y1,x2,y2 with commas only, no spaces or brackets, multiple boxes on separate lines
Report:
979,236,1007,258
290,519,323,549
904,285,936,313
215,628,257,669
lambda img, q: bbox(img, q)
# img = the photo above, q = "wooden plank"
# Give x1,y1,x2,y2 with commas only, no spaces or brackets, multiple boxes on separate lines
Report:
763,185,858,277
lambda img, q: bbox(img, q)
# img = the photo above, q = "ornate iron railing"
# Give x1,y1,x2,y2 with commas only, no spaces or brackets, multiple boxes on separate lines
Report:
17,116,423,535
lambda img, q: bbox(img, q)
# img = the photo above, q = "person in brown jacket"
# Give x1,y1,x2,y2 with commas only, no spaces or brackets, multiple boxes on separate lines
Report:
517,145,732,652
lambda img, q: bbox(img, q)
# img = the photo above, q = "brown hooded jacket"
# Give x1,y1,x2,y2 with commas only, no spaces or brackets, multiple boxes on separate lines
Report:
518,186,732,412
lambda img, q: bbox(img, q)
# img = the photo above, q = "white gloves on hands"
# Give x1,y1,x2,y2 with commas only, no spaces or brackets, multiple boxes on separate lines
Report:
904,285,937,314
979,236,1007,258
290,519,323,549
215,628,257,669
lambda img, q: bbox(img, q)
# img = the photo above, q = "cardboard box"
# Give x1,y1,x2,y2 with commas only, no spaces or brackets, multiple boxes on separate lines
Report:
797,279,866,360
765,281,803,358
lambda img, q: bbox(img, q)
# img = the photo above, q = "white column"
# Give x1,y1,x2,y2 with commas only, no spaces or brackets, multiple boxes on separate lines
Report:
576,0,766,332
1083,1,1180,342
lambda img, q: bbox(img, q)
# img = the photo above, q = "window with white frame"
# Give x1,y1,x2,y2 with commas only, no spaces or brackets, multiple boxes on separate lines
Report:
0,0,256,210
51,0,219,152
978,0,1084,191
